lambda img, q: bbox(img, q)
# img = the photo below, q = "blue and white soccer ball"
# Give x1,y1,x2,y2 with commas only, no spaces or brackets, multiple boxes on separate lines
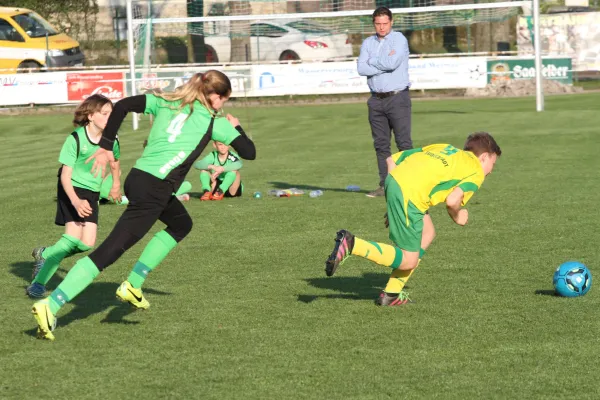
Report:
553,261,592,297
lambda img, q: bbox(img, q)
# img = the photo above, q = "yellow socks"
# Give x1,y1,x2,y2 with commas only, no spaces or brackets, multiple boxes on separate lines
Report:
351,237,403,269
384,261,419,293
352,237,427,294
384,249,426,293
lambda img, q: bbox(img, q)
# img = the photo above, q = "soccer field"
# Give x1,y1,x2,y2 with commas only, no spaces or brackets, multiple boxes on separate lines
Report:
1,93,599,399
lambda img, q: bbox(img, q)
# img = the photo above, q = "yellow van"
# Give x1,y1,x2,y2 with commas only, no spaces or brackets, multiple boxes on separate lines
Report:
0,7,84,72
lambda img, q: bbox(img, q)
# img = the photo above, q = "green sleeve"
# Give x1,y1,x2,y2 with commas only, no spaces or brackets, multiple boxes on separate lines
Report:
393,148,423,165
194,152,216,170
144,94,159,115
223,160,243,172
58,135,78,167
113,137,121,160
211,117,240,145
458,175,483,206
223,152,243,172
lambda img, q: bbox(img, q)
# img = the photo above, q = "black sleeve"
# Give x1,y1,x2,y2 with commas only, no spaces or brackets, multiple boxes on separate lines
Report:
100,95,147,150
230,125,256,160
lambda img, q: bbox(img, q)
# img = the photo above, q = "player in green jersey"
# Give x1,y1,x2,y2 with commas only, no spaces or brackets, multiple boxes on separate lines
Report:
98,139,192,205
27,94,122,299
31,70,256,340
195,140,244,201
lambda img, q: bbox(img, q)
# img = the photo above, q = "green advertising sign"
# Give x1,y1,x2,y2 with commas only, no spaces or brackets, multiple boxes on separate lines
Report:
487,58,572,84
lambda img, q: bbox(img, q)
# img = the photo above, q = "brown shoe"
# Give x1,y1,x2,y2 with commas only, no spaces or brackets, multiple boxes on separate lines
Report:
366,187,385,198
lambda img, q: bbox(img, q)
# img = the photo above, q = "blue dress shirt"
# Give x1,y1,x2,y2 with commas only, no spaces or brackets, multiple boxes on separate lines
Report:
357,31,410,93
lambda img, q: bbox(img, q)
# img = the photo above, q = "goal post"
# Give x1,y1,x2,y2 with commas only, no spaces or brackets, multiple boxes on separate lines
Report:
125,0,544,129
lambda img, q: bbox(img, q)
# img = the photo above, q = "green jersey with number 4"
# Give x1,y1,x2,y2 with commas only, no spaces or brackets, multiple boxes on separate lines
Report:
134,94,241,183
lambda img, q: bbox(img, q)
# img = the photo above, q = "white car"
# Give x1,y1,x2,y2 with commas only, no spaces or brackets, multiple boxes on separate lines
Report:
204,19,353,63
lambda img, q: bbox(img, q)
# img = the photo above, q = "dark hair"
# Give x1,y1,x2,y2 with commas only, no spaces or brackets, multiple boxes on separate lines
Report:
73,94,112,127
464,132,502,157
372,6,392,21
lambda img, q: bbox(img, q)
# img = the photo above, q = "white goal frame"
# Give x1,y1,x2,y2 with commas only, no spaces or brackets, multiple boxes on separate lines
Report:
125,0,543,129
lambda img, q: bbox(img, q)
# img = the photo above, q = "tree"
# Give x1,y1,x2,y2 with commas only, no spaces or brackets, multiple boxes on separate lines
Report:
0,0,99,48
473,19,512,53
187,0,206,63
228,0,251,62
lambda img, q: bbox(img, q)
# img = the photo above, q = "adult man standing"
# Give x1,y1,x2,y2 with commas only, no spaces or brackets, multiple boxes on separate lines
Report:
358,7,412,198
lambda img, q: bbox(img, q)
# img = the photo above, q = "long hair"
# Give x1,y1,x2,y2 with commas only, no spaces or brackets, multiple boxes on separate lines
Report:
151,70,232,116
73,94,112,127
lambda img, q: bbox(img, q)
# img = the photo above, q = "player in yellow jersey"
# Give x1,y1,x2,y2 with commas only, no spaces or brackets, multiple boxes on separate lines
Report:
325,132,501,306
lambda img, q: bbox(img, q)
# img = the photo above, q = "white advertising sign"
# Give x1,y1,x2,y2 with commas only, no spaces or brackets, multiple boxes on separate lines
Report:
253,62,368,96
409,57,488,90
253,57,488,96
0,72,68,106
0,57,490,106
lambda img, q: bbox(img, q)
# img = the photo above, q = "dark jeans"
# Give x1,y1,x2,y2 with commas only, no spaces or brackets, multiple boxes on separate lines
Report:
368,90,412,187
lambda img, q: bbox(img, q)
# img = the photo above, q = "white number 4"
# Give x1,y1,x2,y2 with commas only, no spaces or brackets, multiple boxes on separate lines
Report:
166,113,188,143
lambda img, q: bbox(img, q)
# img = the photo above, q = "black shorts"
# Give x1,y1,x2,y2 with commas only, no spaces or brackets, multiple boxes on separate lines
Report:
120,168,185,239
214,179,243,198
55,179,99,226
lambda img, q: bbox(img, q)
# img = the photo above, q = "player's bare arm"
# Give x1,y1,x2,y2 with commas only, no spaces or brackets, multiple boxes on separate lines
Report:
60,166,92,218
446,187,468,226
86,147,115,179
386,156,397,174
108,160,122,203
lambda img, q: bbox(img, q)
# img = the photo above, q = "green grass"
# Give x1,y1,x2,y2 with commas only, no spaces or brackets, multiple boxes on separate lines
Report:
574,79,600,91
1,94,600,399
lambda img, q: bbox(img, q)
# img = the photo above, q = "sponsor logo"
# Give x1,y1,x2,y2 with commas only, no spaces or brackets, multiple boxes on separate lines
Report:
490,62,511,83
159,151,187,175
259,72,275,89
513,64,569,79
67,72,125,102
139,72,171,91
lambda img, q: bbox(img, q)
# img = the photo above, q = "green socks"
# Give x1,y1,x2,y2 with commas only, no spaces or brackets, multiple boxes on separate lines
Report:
218,171,237,192
127,231,178,289
45,231,179,315
200,170,236,193
34,234,92,285
100,174,113,200
200,171,212,192
48,257,100,315
175,181,192,196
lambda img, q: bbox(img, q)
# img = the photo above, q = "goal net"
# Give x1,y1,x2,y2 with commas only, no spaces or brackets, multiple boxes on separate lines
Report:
129,0,528,68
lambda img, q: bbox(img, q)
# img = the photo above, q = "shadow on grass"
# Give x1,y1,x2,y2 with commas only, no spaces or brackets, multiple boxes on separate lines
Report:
10,261,71,288
299,272,394,303
535,289,558,296
10,261,37,285
55,283,171,328
412,110,468,115
12,261,172,334
268,181,371,195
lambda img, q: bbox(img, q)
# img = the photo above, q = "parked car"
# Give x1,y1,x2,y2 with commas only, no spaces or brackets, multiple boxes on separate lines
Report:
0,6,84,72
204,19,353,63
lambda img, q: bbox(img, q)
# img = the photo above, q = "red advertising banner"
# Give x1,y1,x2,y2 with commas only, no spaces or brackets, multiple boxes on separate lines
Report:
66,72,125,102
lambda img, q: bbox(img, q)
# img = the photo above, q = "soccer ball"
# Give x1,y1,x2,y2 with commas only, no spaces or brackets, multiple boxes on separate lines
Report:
553,261,592,297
